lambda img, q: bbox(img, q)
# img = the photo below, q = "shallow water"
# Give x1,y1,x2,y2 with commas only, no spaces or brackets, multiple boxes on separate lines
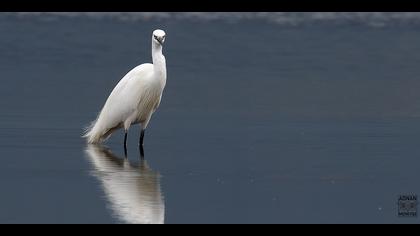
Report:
0,13,420,223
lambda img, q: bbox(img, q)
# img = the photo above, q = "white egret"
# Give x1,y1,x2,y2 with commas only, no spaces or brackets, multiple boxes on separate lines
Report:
83,29,167,153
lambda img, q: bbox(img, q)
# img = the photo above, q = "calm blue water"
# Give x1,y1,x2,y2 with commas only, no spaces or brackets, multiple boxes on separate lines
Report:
0,13,420,223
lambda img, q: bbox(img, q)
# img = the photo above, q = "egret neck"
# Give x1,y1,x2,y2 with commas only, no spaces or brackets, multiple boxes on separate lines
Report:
152,41,166,83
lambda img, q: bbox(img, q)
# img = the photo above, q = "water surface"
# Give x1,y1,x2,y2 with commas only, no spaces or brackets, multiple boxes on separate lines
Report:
0,13,420,223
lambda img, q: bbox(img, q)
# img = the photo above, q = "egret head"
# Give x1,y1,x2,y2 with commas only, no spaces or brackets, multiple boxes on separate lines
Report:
152,29,166,46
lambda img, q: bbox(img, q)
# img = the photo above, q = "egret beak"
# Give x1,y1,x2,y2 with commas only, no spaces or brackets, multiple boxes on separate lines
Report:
157,38,164,45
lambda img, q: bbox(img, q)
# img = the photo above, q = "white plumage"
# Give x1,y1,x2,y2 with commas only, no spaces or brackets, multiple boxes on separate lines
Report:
83,29,167,147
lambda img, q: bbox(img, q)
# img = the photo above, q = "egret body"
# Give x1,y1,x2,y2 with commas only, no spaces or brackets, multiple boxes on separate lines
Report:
83,29,167,152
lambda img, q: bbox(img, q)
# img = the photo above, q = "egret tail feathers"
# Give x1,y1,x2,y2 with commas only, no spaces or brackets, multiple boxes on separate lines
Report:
82,118,103,144
83,115,122,144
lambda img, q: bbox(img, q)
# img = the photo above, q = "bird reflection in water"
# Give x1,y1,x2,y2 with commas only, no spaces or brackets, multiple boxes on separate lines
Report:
85,145,164,224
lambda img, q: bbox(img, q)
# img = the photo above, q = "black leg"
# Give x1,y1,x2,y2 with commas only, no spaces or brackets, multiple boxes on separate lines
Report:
124,132,128,158
139,129,145,147
139,129,145,159
140,145,145,159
